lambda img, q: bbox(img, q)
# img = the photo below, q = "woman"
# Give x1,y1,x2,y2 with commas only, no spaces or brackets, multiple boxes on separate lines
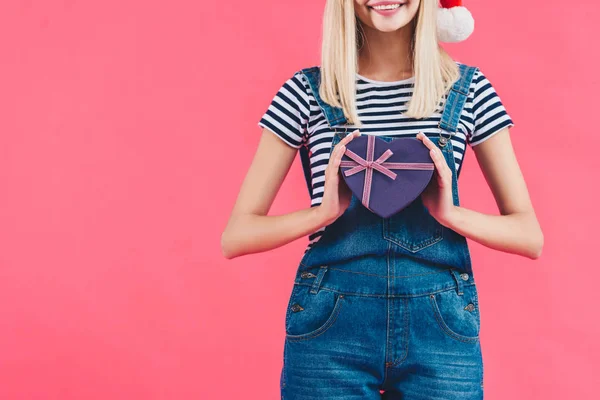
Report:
222,0,543,398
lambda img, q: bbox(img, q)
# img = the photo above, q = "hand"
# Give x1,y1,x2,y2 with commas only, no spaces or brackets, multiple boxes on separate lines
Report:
317,129,361,225
416,132,457,227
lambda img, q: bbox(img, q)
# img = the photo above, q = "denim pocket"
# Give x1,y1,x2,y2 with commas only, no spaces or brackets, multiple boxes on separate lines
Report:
382,196,444,252
428,284,480,343
285,284,345,342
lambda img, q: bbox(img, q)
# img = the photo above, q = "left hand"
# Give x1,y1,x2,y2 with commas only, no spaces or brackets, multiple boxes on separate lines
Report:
416,132,456,227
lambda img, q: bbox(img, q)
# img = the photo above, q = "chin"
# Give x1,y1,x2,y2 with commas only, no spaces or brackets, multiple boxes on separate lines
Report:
371,20,411,32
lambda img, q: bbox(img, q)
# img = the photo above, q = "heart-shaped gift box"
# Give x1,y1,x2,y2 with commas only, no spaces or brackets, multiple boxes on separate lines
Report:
339,135,435,219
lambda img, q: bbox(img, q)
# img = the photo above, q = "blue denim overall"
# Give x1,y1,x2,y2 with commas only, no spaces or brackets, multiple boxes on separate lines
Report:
281,64,484,400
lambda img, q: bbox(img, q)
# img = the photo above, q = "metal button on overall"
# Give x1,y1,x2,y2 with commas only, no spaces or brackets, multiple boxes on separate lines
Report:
290,304,304,312
460,273,469,281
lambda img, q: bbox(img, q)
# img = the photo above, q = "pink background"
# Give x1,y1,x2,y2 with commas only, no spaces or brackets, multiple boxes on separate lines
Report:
0,1,598,399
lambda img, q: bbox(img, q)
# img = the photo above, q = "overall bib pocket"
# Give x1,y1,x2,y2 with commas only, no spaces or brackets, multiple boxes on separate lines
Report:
284,283,346,342
383,196,444,252
428,283,481,343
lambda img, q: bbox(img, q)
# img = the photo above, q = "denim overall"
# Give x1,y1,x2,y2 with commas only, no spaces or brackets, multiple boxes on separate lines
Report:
281,64,484,400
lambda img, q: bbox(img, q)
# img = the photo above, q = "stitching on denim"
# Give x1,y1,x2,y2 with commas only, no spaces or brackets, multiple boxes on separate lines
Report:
285,294,345,342
280,341,288,391
292,281,475,298
385,243,393,366
284,284,300,334
449,269,464,296
326,266,456,279
296,265,460,279
429,294,479,343
481,358,485,390
439,135,460,202
440,65,476,133
390,297,410,367
309,265,328,294
382,363,389,388
386,293,393,365
468,284,482,333
383,219,444,252
382,202,445,252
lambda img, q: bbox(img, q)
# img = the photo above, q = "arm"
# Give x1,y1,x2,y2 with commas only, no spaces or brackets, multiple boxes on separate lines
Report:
442,128,543,259
220,128,324,259
220,127,359,259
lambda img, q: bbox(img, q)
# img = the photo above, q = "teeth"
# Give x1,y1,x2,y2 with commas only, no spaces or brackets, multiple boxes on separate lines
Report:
372,3,401,10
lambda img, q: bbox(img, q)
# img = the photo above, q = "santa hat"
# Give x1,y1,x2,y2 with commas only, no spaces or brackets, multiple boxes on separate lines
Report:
437,0,475,43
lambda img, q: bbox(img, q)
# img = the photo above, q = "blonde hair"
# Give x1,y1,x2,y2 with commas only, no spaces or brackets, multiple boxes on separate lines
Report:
319,0,460,125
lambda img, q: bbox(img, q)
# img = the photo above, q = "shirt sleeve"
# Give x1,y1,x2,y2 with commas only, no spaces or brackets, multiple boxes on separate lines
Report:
468,68,515,147
257,72,310,149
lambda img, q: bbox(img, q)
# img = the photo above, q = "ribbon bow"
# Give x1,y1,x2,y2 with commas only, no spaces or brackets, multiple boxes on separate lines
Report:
340,135,434,208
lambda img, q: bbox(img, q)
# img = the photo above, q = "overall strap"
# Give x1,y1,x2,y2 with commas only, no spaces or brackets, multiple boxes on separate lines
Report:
298,66,348,200
300,66,348,127
438,63,479,144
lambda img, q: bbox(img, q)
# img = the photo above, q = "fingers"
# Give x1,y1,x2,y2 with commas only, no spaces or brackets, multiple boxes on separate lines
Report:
331,142,344,169
416,131,436,151
341,129,361,145
326,133,353,179
338,129,359,154
416,132,453,182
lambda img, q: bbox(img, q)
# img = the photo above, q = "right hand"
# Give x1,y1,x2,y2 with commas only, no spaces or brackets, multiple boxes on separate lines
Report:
317,129,361,225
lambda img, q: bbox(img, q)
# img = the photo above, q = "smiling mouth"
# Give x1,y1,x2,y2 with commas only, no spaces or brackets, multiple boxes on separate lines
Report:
369,3,405,11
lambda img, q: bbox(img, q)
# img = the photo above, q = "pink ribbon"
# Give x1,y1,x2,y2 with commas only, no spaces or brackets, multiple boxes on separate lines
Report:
340,135,434,208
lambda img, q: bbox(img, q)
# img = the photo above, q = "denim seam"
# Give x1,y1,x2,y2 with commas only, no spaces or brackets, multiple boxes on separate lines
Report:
325,266,456,279
389,297,410,367
385,294,393,365
292,281,476,298
429,294,480,343
284,284,300,335
285,294,345,342
382,222,444,253
439,64,477,133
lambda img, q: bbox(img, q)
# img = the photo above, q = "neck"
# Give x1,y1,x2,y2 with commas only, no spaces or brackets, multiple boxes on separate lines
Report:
357,21,415,81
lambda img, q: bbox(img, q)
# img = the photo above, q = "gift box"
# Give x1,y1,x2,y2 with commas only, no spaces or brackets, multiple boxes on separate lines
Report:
339,135,435,218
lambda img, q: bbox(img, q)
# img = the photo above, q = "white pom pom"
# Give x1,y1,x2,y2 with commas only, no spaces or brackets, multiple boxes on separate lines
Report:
437,7,475,43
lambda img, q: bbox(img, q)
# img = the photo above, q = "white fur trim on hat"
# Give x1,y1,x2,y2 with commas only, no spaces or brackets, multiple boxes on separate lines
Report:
437,6,475,43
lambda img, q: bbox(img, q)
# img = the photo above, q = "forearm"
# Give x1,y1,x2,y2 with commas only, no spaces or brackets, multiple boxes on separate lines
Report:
221,206,330,259
442,206,544,259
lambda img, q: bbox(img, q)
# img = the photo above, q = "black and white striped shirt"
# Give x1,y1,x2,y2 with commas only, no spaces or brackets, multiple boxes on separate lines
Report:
258,64,514,253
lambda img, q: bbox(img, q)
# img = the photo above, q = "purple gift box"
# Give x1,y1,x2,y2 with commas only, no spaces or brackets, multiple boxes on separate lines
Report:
339,135,435,219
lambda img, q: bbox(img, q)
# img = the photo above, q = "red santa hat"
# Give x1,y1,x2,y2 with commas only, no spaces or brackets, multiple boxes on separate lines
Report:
437,0,475,43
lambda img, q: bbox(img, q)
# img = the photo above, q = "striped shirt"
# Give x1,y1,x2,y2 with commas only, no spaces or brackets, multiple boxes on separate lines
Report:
258,63,514,253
